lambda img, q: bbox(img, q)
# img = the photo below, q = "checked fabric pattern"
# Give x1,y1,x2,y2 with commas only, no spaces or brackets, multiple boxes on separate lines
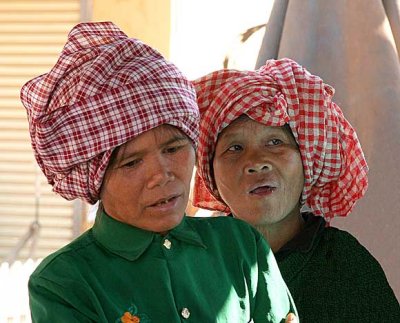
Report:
20,22,199,204
193,58,368,221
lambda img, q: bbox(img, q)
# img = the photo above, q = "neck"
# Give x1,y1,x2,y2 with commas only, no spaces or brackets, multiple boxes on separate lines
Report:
255,212,304,253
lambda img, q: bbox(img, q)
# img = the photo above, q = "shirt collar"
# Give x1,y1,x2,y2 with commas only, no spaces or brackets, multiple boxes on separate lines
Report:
275,212,326,260
92,209,206,261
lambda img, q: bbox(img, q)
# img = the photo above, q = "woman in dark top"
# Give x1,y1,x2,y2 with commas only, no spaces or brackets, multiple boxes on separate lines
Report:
193,58,400,322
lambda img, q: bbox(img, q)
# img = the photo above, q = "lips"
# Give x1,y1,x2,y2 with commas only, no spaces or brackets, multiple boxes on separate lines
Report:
250,185,275,194
248,181,278,195
149,194,180,207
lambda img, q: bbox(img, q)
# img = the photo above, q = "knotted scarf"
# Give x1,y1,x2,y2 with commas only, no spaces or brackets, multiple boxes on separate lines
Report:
21,22,199,204
193,58,368,220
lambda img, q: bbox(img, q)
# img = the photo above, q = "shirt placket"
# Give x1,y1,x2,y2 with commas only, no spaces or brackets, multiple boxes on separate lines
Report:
161,236,192,321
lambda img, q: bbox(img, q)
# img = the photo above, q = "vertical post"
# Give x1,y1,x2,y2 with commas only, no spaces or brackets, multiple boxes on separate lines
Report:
80,0,93,22
72,200,83,238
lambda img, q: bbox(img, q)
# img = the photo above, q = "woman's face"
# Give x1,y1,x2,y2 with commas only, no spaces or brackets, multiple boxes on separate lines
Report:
213,116,304,227
101,125,195,233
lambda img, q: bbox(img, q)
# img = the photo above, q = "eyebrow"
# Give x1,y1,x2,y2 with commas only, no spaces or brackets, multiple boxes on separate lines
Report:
160,135,189,147
119,135,189,161
218,131,241,143
217,126,291,144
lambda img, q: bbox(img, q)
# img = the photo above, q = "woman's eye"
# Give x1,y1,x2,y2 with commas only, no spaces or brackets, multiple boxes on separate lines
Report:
227,144,243,152
267,138,283,146
165,145,183,154
122,159,140,168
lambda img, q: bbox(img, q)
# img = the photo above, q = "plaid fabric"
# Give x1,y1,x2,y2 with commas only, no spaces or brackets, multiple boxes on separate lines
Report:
193,58,368,221
20,22,199,204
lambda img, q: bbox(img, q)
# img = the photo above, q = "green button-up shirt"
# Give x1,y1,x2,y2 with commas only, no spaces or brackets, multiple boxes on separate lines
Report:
29,212,296,322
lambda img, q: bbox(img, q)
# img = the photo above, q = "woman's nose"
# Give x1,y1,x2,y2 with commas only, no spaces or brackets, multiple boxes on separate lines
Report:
244,157,272,174
146,157,175,189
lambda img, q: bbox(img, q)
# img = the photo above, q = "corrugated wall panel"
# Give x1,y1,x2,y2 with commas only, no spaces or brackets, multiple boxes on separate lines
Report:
0,0,88,262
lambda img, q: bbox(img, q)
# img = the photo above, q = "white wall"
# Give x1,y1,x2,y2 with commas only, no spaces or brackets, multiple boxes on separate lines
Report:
170,0,274,79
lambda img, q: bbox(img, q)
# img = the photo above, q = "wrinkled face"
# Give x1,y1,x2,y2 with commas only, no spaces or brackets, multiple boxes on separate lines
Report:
213,116,304,226
101,125,195,233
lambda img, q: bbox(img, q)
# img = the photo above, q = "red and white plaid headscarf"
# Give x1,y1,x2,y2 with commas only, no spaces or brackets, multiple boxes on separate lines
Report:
193,58,368,221
21,22,199,204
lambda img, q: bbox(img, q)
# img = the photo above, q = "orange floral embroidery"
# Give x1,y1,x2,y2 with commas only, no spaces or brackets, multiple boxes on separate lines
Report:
121,311,140,323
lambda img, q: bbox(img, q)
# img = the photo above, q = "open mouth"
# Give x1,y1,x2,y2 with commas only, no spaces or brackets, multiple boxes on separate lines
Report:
249,185,276,195
150,195,179,207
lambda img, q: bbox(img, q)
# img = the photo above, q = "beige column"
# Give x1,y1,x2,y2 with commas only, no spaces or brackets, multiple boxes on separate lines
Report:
92,0,171,58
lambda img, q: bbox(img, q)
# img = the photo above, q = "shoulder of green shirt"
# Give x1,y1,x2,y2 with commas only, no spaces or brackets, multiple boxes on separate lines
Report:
30,230,94,277
186,215,264,238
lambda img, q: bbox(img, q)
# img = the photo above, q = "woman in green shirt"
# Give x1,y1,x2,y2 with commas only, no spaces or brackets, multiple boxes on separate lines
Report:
192,58,400,322
21,22,297,322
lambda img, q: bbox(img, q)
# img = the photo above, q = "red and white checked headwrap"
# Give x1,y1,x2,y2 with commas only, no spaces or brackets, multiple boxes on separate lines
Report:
193,58,368,221
20,22,199,204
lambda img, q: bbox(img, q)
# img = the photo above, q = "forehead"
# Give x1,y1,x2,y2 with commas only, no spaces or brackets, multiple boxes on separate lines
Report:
219,116,290,137
130,125,185,145
111,125,187,163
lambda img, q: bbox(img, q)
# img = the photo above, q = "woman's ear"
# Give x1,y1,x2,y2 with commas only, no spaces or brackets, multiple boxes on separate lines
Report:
209,157,218,192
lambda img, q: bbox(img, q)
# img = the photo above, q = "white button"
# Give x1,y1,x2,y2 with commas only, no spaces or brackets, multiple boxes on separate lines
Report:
163,239,172,249
181,307,190,319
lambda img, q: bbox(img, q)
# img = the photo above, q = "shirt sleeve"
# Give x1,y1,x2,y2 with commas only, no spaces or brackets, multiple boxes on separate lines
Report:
253,233,298,322
29,274,98,323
